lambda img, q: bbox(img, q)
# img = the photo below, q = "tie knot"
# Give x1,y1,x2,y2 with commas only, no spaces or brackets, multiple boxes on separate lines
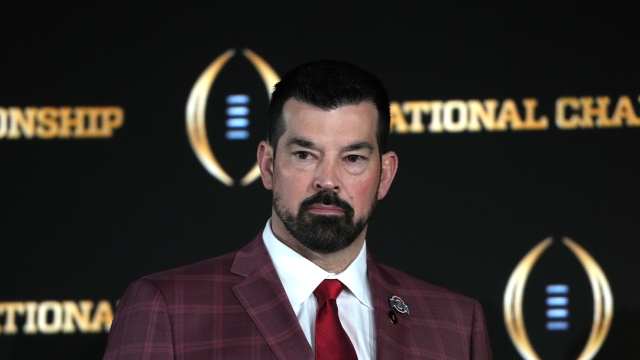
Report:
314,279,344,303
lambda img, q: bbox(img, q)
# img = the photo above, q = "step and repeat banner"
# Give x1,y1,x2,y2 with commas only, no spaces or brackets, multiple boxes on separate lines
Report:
2,3,638,359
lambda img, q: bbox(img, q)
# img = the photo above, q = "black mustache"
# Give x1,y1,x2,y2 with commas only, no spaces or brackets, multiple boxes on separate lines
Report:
300,190,354,214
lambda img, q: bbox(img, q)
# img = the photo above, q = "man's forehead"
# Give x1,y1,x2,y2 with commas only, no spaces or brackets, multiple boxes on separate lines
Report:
281,97,378,116
280,99,378,142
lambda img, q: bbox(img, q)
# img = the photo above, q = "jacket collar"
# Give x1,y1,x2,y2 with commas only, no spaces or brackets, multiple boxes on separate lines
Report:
368,256,419,359
368,256,448,359
230,235,313,360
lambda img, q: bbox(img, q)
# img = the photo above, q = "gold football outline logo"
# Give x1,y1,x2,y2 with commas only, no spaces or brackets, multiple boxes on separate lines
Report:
503,237,614,360
186,49,280,186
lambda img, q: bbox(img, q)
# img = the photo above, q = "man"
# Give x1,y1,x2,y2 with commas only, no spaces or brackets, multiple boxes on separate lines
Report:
104,60,492,359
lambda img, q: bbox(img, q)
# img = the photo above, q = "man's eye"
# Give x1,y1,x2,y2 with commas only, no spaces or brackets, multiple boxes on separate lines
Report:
345,154,365,163
293,151,311,160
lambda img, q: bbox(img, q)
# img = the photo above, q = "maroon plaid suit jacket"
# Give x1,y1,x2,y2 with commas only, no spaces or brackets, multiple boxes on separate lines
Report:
104,236,491,359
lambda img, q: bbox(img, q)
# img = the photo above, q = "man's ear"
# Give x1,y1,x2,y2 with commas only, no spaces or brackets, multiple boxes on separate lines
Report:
257,141,274,190
377,151,399,200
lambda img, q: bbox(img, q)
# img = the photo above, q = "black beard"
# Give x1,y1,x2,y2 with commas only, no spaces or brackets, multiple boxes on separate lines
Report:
273,190,372,254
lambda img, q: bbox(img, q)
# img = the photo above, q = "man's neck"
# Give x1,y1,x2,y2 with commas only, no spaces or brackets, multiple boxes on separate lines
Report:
270,212,366,273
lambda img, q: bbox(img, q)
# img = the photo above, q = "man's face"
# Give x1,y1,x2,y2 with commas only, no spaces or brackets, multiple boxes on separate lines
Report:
259,98,397,254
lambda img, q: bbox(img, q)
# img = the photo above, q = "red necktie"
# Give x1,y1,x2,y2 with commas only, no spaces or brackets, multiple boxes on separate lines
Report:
313,279,358,360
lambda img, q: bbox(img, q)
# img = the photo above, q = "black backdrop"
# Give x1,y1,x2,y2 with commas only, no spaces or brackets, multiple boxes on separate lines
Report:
1,2,638,359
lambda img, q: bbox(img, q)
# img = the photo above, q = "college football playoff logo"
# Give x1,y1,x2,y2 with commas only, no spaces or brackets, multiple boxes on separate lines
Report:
185,49,280,186
503,237,613,359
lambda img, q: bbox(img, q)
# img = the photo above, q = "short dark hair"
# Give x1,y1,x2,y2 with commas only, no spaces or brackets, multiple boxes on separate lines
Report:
267,60,390,153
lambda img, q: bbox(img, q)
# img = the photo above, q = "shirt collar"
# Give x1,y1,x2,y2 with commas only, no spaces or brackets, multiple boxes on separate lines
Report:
262,219,372,310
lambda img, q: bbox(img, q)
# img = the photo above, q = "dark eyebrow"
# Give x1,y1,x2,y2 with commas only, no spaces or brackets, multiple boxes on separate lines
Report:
343,142,374,152
285,137,318,150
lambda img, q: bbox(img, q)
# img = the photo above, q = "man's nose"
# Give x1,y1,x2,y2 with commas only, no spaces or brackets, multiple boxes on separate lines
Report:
313,158,340,191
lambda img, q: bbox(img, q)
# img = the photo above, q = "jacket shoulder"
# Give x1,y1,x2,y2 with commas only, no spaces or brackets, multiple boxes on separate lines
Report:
126,251,242,306
144,251,238,281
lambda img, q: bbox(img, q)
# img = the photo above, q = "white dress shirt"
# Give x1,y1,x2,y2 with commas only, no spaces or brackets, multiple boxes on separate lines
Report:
262,220,376,360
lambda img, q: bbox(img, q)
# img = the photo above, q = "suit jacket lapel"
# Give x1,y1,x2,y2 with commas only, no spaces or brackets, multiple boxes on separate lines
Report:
368,257,446,360
231,236,313,360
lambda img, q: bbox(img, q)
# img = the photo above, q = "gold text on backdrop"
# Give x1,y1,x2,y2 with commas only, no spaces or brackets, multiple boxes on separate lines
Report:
391,96,640,133
0,300,113,335
0,107,124,139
